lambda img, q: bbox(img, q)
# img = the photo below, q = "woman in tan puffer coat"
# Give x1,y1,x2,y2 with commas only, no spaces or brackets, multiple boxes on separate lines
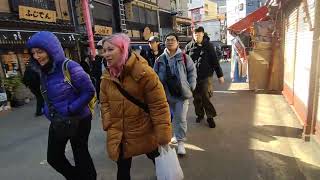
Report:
100,33,172,180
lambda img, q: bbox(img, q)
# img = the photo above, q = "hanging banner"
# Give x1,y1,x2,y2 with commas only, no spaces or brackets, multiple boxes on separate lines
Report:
231,36,247,63
19,5,56,23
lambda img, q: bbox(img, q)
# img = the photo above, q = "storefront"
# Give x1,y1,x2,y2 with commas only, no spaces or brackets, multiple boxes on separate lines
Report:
282,0,315,130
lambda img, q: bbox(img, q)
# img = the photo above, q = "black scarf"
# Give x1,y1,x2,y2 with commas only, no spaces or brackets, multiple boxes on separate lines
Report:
40,59,54,73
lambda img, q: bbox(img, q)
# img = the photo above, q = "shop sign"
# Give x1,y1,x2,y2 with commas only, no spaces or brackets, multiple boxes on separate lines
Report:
132,30,140,38
127,30,133,37
19,5,56,23
94,25,113,36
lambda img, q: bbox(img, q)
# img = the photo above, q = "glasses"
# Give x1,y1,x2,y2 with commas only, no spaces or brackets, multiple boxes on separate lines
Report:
165,38,177,42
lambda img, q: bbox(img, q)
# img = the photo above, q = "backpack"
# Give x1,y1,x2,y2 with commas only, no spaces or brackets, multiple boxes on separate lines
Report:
62,59,97,116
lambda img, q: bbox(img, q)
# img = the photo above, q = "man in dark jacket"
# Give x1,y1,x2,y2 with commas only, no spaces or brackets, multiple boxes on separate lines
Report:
140,36,164,67
185,26,225,128
23,58,44,116
91,40,107,100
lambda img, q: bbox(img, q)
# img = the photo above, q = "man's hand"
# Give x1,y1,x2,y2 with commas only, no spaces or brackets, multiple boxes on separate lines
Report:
218,77,225,84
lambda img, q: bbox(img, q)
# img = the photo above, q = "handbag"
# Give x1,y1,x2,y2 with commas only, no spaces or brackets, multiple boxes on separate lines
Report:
155,145,184,180
114,82,149,113
40,73,79,138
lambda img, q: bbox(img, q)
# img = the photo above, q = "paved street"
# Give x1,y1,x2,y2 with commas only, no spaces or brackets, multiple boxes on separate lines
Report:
1,63,320,180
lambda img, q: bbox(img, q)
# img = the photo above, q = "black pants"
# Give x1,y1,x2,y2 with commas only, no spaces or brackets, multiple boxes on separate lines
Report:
193,76,217,118
30,89,44,115
47,119,97,180
117,146,159,180
35,94,44,114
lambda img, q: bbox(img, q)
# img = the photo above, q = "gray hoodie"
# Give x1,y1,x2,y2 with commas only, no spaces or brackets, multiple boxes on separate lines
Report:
154,48,197,100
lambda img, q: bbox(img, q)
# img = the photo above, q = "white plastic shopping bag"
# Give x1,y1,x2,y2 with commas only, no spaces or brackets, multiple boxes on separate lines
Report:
155,145,184,180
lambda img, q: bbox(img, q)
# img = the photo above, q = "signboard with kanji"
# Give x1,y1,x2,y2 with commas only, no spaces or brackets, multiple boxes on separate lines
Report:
19,5,56,23
94,25,113,36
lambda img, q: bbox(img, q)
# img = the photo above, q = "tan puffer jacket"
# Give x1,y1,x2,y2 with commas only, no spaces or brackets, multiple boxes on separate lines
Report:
100,52,172,161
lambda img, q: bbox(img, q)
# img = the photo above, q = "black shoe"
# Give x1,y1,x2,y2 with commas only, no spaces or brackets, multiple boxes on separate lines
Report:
35,112,43,117
207,118,216,128
196,117,204,123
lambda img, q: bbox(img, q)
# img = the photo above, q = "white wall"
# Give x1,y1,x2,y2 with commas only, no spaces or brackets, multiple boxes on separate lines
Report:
197,20,221,41
226,0,247,45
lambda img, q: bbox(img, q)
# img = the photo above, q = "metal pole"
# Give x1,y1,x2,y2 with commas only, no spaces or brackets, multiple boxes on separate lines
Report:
81,0,96,59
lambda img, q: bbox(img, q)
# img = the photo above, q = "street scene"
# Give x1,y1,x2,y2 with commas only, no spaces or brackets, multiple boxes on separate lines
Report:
1,0,320,180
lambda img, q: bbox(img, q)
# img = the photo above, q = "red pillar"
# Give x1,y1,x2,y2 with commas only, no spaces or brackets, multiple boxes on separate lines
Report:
82,0,96,60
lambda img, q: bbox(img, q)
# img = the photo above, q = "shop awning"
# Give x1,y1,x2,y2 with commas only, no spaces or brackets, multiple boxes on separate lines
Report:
228,6,269,35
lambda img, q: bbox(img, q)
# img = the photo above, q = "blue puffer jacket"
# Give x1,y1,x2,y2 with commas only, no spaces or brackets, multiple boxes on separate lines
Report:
27,31,95,121
154,48,197,100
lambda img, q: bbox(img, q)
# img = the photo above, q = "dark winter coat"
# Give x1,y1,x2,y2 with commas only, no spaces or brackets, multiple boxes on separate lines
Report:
23,59,42,97
185,38,223,80
27,31,95,121
140,45,164,68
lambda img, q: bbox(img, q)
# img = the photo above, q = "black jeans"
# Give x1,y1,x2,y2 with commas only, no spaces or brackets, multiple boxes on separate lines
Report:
30,89,44,115
35,94,44,114
47,119,97,180
193,76,217,119
117,146,159,180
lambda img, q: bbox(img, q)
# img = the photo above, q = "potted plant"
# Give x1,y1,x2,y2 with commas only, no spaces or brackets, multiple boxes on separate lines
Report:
3,75,24,107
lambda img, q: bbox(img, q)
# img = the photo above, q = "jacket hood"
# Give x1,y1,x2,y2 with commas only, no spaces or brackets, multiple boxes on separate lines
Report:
27,31,65,63
164,48,182,60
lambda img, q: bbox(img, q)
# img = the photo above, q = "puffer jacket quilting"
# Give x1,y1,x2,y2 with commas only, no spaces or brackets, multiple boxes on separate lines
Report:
27,31,95,121
100,52,172,161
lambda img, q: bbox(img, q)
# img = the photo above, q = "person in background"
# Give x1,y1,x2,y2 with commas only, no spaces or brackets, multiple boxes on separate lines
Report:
23,58,44,116
140,36,164,68
185,26,224,128
91,40,107,100
100,33,171,180
154,32,197,155
27,31,97,180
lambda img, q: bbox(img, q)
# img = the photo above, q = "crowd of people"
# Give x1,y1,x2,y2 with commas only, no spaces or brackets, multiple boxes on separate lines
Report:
24,26,224,180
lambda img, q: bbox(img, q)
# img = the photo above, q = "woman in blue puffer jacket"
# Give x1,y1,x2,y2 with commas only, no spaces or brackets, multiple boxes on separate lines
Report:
27,31,97,180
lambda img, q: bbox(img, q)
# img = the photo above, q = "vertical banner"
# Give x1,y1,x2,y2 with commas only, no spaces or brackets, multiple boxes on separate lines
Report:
81,0,96,59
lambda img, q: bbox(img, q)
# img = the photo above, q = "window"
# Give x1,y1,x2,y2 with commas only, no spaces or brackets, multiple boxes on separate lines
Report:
139,7,146,24
131,5,140,22
92,2,113,22
239,3,244,11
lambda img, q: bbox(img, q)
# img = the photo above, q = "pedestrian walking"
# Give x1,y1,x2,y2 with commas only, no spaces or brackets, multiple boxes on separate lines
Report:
99,33,172,180
27,31,97,180
185,26,225,128
140,36,164,67
154,32,197,155
23,58,44,116
91,40,107,101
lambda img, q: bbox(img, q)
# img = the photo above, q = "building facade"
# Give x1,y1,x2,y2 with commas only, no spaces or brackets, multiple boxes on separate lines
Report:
0,0,80,106
226,0,266,44
280,0,319,142
124,0,159,41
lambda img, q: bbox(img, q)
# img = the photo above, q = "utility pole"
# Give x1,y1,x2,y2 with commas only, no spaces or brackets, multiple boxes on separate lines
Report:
81,0,96,59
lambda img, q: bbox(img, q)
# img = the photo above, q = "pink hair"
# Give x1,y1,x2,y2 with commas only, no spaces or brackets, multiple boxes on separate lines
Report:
102,33,131,77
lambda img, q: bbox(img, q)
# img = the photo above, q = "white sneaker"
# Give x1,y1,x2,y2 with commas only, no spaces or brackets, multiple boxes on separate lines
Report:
177,141,186,155
170,136,178,144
